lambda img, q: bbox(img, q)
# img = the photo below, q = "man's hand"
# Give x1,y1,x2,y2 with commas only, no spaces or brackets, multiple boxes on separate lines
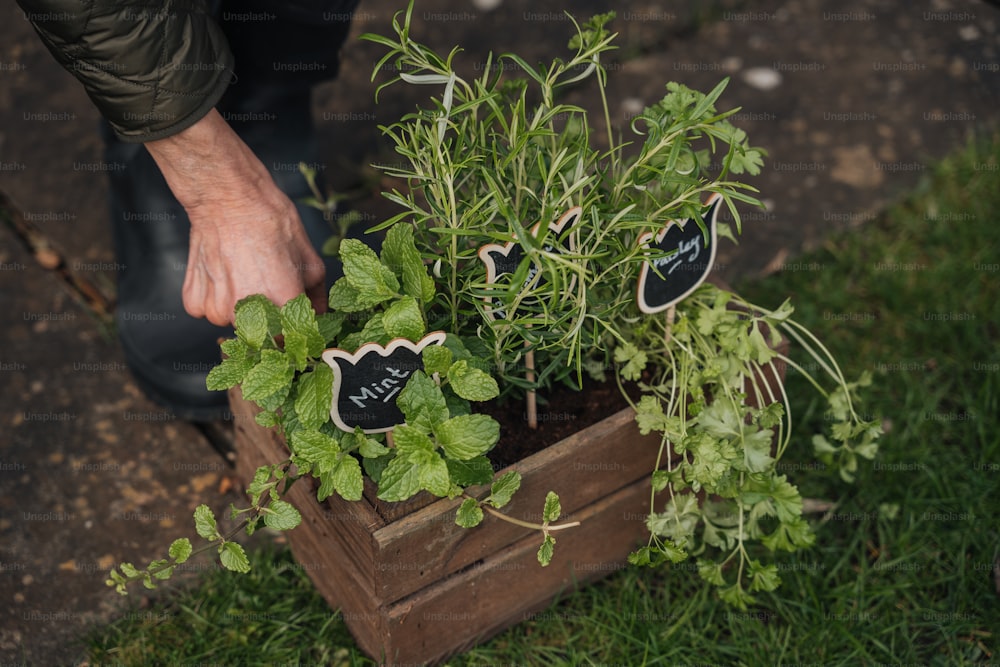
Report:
144,109,327,325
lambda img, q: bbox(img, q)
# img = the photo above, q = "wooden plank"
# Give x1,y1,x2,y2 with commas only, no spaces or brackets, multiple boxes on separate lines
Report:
379,473,655,666
229,387,383,610
227,333,789,665
368,406,660,603
363,476,439,523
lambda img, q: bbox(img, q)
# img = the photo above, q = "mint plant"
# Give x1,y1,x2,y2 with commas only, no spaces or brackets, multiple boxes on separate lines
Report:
107,223,572,595
108,6,880,612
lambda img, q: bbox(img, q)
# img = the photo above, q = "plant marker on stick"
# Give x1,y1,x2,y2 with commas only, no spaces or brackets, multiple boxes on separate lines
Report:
478,208,582,429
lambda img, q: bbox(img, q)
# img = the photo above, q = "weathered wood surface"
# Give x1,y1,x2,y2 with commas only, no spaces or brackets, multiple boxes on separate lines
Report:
229,338,787,665
232,389,658,666
369,407,660,603
379,475,653,665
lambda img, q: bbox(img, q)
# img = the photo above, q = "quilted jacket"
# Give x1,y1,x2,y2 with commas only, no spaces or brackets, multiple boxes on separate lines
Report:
17,0,358,143
17,0,235,143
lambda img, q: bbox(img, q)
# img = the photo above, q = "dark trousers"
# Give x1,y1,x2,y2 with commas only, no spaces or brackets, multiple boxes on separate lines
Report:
217,0,360,94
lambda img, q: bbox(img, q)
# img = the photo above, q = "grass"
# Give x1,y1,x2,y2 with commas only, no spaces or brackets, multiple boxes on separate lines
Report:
84,134,1000,666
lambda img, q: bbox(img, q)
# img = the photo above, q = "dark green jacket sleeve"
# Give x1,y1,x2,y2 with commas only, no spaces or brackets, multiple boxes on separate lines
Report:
17,0,234,143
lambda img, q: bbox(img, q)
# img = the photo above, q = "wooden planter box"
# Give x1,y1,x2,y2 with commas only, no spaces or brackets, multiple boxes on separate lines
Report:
231,387,663,665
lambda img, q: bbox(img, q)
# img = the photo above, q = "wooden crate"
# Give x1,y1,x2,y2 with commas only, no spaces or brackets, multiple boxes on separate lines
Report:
231,387,662,665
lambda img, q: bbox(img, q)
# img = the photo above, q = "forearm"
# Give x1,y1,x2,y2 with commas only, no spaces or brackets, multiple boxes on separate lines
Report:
144,109,277,216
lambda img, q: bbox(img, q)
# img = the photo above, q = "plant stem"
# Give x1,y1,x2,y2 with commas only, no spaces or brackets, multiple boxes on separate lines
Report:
477,502,581,532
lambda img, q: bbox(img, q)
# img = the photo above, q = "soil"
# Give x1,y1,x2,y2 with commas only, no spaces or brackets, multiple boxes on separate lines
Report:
481,379,633,470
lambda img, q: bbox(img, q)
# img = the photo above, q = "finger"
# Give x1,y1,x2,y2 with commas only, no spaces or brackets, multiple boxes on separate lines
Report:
203,273,232,327
181,248,208,320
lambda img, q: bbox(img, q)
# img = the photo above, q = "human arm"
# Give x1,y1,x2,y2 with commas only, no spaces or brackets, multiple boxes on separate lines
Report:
19,0,328,323
143,108,327,325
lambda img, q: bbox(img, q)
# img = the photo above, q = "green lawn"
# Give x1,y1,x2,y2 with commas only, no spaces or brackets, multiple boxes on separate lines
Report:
86,134,1000,666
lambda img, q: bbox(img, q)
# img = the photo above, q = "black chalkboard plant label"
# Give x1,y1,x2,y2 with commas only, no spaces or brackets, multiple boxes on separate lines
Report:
321,332,447,433
636,194,722,314
477,207,582,320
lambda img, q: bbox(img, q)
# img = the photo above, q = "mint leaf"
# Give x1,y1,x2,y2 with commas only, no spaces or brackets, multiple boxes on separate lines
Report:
332,454,364,501
168,538,192,564
341,238,400,298
446,456,495,487
316,311,345,344
241,349,294,403
234,294,280,349
281,294,325,370
255,410,279,428
340,313,389,351
378,455,423,501
422,345,453,376
247,466,276,506
442,333,472,361
149,559,172,580
435,414,500,460
447,360,500,402
358,433,390,459
281,295,324,353
291,429,341,473
362,453,391,484
206,356,255,391
537,534,555,566
542,491,562,523
193,505,219,541
444,390,471,418
382,223,433,302
294,364,334,431
220,337,250,361
194,505,219,540
398,371,449,433
263,499,302,531
382,296,425,341
119,562,140,579
393,423,437,457
419,454,451,497
456,498,484,528
219,542,251,573
328,278,372,312
488,471,521,508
